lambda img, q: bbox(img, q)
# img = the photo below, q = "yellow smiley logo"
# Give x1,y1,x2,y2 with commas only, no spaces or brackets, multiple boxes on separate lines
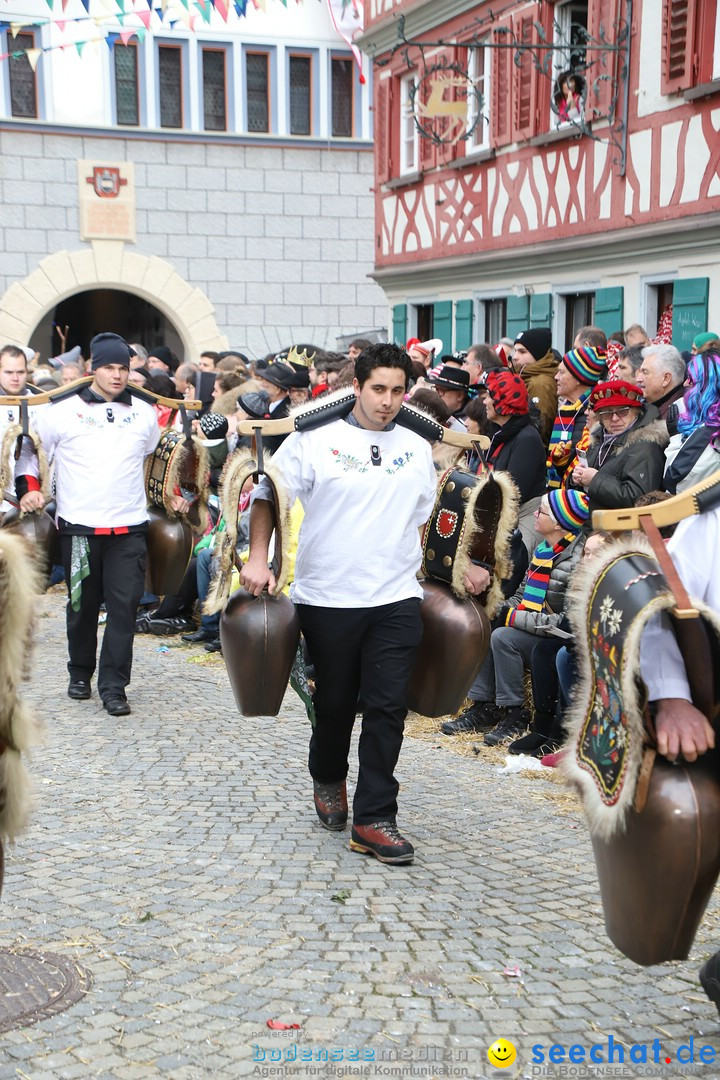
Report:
487,1039,517,1069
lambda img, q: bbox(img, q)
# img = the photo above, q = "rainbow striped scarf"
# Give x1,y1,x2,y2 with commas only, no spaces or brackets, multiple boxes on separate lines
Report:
508,534,576,617
546,392,591,489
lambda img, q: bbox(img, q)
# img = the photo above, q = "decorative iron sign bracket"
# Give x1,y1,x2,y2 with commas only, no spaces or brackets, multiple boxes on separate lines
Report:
375,1,632,174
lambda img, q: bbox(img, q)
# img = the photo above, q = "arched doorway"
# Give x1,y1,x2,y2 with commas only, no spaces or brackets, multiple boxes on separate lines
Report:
0,243,228,362
30,289,184,361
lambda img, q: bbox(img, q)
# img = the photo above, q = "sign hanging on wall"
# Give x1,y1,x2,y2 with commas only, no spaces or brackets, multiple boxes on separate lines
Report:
77,160,136,242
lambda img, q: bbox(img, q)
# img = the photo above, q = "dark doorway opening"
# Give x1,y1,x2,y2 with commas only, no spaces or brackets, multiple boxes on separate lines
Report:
30,289,183,362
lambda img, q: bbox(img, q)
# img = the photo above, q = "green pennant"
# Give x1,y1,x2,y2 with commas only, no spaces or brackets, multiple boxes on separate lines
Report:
76,40,86,55
44,0,54,8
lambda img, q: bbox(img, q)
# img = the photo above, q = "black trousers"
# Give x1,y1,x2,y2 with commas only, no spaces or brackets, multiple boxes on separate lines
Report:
60,531,147,700
296,598,423,825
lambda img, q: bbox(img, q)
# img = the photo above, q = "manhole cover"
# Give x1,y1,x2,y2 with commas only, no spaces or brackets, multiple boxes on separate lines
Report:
0,948,91,1033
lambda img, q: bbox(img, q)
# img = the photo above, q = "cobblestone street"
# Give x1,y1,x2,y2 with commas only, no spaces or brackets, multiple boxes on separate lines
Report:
1,590,719,1080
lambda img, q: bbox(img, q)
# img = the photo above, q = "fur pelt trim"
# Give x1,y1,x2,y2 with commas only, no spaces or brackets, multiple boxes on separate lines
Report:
0,425,50,508
204,449,291,615
0,531,44,841
588,417,669,453
212,383,259,417
449,469,520,617
146,434,210,534
289,387,354,420
559,534,720,839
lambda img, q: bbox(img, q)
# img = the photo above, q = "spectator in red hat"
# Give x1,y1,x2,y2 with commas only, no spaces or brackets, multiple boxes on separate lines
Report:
485,370,546,554
570,380,669,513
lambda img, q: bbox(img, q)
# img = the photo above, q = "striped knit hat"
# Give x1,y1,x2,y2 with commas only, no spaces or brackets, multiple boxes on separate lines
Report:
562,346,607,386
547,488,590,534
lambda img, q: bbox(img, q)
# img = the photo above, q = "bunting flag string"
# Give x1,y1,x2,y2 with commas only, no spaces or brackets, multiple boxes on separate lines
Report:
0,0,361,70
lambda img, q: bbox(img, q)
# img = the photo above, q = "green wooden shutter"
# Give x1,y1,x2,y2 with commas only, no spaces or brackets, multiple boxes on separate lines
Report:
593,287,624,339
433,300,453,360
454,299,474,352
392,303,407,345
506,295,530,340
672,277,709,351
529,292,553,328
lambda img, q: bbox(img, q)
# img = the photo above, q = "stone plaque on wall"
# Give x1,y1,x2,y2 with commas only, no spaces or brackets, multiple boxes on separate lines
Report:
77,160,136,242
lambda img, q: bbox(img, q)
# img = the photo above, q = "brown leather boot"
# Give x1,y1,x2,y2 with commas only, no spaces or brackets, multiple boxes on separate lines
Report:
350,821,414,864
313,780,348,831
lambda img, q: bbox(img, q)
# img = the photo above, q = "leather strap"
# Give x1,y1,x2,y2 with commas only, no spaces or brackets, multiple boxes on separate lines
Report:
639,514,698,618
634,747,657,813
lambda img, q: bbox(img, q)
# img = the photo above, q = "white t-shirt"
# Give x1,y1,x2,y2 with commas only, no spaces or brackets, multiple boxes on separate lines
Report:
258,418,437,608
640,507,720,701
26,391,159,528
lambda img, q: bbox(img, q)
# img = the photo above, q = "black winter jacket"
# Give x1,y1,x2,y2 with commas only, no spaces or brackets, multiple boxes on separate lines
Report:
577,407,669,513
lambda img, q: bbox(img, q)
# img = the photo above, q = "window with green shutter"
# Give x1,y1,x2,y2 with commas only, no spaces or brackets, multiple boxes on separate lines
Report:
392,304,407,345
672,277,709,351
506,295,530,341
433,301,453,358
594,287,624,340
454,300,474,352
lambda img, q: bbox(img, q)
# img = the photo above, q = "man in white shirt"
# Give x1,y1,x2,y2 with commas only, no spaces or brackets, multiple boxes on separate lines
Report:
0,345,43,518
640,506,720,1014
242,344,438,865
17,334,164,717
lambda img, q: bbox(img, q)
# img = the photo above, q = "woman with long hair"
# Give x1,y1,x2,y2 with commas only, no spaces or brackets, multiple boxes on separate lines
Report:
664,351,720,493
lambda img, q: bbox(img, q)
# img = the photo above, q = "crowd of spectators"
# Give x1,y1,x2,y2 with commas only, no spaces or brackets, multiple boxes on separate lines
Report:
2,321,718,759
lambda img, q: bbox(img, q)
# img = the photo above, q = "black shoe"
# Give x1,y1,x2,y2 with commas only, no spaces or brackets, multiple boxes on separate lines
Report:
441,701,499,736
484,707,531,747
68,680,91,700
313,780,348,831
350,821,414,865
146,616,195,636
181,627,216,643
508,732,562,757
103,695,131,717
700,952,720,1018
204,639,222,653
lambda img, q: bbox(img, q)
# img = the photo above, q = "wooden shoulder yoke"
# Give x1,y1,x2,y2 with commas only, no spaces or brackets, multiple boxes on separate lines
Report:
592,473,720,532
0,377,201,411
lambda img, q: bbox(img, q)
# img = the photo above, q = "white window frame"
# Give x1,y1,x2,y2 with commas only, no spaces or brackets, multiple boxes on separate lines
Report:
552,0,588,129
400,72,419,174
465,40,490,154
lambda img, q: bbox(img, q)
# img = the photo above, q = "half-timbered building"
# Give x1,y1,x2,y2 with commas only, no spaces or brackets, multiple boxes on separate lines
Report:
360,0,720,353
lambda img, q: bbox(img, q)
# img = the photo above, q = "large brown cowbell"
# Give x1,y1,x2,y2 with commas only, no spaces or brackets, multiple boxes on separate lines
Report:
407,581,490,718
221,589,300,718
592,750,720,966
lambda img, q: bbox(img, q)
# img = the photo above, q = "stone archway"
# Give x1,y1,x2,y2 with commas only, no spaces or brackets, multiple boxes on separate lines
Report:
0,240,228,358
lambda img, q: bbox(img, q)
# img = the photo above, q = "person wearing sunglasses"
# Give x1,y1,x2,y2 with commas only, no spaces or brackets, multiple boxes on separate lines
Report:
570,379,668,514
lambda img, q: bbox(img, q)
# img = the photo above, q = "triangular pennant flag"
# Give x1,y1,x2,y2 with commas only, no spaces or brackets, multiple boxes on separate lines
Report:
26,47,41,70
76,39,86,55
233,0,248,15
56,19,66,30
105,30,120,47
194,0,211,20
135,26,146,41
44,0,54,9
119,27,135,43
79,0,91,11
214,0,228,21
10,23,25,38
137,8,152,27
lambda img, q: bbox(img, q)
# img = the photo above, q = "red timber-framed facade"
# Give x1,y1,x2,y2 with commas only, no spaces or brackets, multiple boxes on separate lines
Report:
359,0,720,354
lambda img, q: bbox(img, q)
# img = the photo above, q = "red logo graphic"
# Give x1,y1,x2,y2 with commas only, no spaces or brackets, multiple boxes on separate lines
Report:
436,509,458,538
86,167,127,198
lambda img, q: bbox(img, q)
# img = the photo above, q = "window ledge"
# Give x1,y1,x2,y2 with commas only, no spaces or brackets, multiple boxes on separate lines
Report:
449,147,495,169
384,170,422,190
528,123,589,149
684,80,720,102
